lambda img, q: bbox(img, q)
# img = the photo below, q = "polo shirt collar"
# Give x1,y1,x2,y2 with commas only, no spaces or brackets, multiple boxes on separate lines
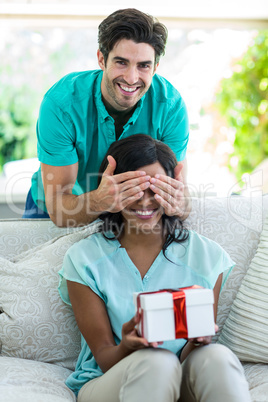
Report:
94,70,145,125
94,71,110,122
124,96,144,127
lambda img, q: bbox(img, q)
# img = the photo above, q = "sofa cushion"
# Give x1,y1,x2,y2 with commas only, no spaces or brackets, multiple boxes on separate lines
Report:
0,219,73,260
243,362,268,402
0,356,75,402
185,195,268,338
0,221,100,370
218,214,268,362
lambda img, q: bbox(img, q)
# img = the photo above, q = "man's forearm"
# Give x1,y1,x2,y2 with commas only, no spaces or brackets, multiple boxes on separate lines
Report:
47,191,102,227
46,183,191,227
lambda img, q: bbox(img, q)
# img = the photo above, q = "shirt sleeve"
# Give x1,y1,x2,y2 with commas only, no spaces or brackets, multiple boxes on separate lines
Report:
37,95,79,166
162,96,189,162
58,241,104,306
182,231,235,290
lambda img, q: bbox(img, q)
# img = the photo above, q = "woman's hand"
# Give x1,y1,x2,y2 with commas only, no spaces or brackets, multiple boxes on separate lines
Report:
188,324,219,347
120,314,162,354
180,324,218,363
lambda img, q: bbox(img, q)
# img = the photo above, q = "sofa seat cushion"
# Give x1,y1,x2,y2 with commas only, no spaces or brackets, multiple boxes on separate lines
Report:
243,362,268,402
0,356,75,402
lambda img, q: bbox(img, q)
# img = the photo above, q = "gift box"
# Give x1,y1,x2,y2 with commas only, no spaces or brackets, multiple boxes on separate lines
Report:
133,286,215,342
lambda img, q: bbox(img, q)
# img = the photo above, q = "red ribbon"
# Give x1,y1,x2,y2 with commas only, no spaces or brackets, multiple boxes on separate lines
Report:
136,286,201,339
167,289,188,338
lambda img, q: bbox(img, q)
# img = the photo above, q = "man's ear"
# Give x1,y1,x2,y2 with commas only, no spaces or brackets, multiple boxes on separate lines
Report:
97,49,105,70
153,62,159,75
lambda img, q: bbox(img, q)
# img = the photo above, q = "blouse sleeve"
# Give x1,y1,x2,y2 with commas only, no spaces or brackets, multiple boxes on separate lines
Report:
205,246,235,290
182,231,235,290
58,240,104,306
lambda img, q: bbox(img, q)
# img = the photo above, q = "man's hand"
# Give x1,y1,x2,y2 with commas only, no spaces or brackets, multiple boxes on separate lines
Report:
95,155,151,213
149,162,186,218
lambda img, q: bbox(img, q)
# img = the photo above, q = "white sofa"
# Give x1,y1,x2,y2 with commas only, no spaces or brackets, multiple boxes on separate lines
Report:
0,195,268,402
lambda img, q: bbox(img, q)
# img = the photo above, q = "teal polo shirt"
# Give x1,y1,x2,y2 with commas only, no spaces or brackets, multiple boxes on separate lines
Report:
31,70,189,212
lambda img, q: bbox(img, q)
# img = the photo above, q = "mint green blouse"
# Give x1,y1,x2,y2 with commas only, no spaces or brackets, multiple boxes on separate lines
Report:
58,229,234,395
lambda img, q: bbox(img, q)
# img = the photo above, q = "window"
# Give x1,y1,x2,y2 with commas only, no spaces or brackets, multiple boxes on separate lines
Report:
0,1,267,213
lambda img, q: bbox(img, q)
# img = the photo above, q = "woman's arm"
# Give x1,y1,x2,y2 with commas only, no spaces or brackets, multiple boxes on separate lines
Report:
67,280,154,373
179,273,223,363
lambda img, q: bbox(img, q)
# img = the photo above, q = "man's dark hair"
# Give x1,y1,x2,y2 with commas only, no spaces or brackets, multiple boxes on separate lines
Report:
97,134,189,260
98,8,168,65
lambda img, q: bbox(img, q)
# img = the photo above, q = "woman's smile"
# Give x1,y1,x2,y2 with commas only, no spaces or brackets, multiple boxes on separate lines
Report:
130,208,158,220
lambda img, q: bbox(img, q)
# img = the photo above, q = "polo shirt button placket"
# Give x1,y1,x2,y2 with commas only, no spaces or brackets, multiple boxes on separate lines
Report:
105,117,116,140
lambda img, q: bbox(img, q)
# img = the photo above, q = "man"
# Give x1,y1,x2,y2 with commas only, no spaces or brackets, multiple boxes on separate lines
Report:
23,8,190,227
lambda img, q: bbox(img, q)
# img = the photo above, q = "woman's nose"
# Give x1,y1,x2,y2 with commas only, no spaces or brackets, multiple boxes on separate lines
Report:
138,189,155,206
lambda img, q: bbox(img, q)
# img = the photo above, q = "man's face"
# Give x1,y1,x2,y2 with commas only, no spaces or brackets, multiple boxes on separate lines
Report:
98,39,159,112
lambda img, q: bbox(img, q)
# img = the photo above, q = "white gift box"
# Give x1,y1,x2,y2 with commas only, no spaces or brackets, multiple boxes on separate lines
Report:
133,287,215,343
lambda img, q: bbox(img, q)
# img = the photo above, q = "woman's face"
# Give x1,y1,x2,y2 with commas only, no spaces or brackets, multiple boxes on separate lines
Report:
121,162,166,234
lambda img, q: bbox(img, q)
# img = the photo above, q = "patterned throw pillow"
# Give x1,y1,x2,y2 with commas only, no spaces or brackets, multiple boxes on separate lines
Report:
0,222,100,370
218,215,268,363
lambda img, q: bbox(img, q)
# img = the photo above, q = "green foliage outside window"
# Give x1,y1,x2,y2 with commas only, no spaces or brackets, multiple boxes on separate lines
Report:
0,83,38,170
0,29,76,173
215,30,268,181
0,27,267,182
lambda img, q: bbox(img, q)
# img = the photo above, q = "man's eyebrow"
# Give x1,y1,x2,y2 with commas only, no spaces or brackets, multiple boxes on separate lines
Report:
113,56,153,65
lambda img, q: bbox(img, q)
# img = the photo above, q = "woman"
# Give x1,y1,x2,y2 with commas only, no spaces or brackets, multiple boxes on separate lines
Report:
58,134,251,402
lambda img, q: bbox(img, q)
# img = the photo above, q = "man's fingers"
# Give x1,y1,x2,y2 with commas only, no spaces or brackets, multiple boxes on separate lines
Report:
150,184,183,206
103,155,117,177
119,176,151,192
119,192,144,210
112,170,148,184
120,179,150,197
154,194,177,215
150,175,184,193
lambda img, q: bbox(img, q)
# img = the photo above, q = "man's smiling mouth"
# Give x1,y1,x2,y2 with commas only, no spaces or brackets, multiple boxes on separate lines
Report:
117,83,140,93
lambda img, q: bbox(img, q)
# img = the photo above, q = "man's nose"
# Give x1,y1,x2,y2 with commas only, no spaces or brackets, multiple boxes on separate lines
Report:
124,66,139,85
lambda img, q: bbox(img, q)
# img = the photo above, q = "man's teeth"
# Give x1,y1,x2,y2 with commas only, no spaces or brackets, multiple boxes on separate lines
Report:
120,84,137,92
135,210,154,216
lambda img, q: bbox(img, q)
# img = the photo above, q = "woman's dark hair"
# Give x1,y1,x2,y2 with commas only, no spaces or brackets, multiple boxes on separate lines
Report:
98,8,168,65
98,134,189,260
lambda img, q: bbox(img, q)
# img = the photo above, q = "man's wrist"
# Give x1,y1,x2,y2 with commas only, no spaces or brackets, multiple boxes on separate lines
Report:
85,189,103,214
178,192,192,221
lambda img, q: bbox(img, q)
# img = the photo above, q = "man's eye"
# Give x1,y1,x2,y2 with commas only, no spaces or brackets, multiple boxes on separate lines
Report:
117,61,126,65
139,64,150,69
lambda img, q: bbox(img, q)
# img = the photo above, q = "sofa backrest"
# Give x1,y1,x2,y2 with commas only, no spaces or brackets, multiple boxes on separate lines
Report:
0,195,267,339
185,195,268,336
0,219,75,260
